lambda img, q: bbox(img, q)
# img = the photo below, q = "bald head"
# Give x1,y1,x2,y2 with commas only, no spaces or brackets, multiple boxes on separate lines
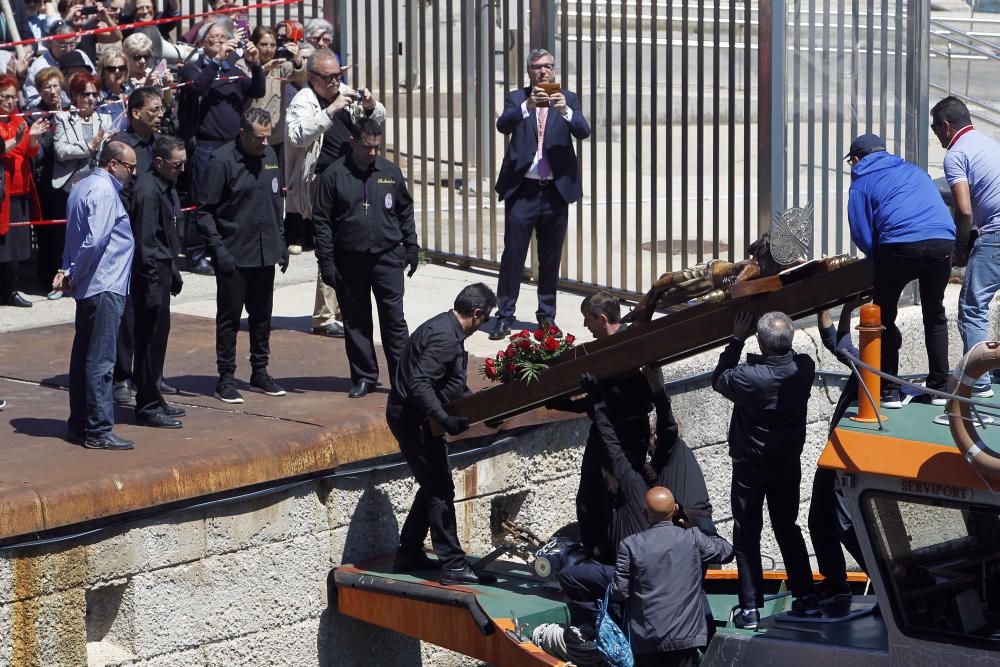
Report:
644,486,677,523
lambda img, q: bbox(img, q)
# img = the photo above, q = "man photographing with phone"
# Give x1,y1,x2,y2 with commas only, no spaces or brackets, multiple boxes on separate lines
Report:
491,48,590,340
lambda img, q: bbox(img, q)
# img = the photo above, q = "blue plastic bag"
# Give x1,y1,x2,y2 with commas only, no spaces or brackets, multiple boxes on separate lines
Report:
595,584,633,667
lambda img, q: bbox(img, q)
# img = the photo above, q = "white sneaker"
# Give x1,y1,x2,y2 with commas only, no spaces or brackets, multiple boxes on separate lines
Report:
973,385,995,398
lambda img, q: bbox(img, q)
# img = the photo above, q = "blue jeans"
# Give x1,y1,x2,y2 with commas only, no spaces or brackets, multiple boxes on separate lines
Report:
958,231,1000,388
68,291,125,437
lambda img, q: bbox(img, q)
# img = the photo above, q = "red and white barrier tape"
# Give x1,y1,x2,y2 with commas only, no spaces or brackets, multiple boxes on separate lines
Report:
9,205,197,228
0,0,303,50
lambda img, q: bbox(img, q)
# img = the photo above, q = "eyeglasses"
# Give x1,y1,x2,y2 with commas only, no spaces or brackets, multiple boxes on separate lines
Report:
131,53,151,60
79,91,99,98
103,65,127,73
529,62,555,70
309,69,340,82
160,158,185,170
114,158,137,174
309,35,332,45
0,94,16,101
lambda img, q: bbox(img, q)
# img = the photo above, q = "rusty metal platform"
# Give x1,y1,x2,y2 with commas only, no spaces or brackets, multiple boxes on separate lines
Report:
0,314,569,543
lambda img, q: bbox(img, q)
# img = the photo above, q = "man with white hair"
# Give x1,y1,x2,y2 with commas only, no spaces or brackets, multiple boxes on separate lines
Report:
285,47,385,339
711,311,819,629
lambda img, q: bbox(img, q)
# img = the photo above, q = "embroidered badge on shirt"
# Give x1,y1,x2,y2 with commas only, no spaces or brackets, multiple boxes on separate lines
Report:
272,177,279,194
384,193,393,209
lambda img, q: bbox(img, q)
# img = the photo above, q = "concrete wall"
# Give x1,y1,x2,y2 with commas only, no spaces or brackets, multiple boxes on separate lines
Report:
0,297,978,666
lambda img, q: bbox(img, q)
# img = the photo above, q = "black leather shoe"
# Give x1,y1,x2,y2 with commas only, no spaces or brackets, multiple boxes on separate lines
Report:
113,380,132,404
83,432,135,450
137,413,182,429
5,292,31,307
348,380,375,398
535,311,556,330
393,549,442,573
66,428,85,444
159,379,179,395
311,322,345,337
733,608,760,630
190,258,215,276
439,564,497,586
488,317,514,341
163,404,186,417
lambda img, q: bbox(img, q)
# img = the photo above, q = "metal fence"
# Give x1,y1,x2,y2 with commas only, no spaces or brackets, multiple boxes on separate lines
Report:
177,0,934,298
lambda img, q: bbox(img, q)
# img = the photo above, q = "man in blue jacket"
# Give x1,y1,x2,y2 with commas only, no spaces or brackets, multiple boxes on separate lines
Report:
846,133,955,407
490,49,591,339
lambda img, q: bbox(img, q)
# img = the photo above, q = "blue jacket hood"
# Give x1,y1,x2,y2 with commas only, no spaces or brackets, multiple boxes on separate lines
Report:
851,150,902,178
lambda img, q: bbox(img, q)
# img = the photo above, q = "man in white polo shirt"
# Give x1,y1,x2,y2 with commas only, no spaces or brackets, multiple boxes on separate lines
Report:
932,96,1000,397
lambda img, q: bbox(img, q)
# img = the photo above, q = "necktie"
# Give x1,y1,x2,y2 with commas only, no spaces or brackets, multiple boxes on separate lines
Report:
535,106,551,179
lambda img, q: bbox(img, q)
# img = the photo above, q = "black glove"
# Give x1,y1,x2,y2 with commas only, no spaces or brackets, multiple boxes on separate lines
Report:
279,247,289,274
405,246,419,278
213,246,236,274
580,372,603,398
319,262,340,288
441,415,470,436
170,266,183,296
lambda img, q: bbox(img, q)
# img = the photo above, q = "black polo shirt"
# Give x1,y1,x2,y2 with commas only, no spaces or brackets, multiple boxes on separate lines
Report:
129,168,182,286
312,154,418,269
389,310,469,424
196,141,285,268
116,128,160,174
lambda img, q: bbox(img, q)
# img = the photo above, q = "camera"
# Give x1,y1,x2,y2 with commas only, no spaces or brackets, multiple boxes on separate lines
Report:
275,46,294,60
81,5,98,16
355,88,365,99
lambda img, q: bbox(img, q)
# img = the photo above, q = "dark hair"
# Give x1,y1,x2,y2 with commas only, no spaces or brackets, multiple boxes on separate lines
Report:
454,283,497,317
251,26,277,45
581,291,621,323
931,96,972,129
98,140,129,168
67,71,99,99
240,106,272,131
350,117,383,141
152,134,185,161
127,86,161,115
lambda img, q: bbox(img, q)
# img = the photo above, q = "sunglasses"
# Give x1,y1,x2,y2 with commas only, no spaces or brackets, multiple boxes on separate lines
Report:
114,158,137,174
160,158,185,170
309,70,340,82
131,53,151,60
103,65,127,73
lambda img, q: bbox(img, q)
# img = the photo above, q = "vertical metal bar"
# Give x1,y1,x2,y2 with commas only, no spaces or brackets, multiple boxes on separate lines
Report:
432,0,442,251
405,0,414,205
851,0,860,143
447,0,455,255
589,0,598,283
620,0,628,288
904,0,929,167
743,0,751,253
879,0,889,140
866,0,875,130
575,0,583,282
350,0,359,77
837,0,846,253
461,0,470,257
758,0,786,235
650,0,659,282
634,0,643,290
474,0,483,259
530,0,556,52
560,0,570,281
681,0,689,267
728,0,736,263
821,0,831,256
807,0,815,256
364,0,373,91
894,0,903,153
696,0,705,264
604,3,612,283
666,0,674,272
328,0,348,67
712,0,720,259
378,0,386,130
792,0,801,208
487,0,496,261
392,0,400,175
419,0,428,248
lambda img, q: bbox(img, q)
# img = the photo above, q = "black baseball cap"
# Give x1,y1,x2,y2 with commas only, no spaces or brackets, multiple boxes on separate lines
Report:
844,133,886,160
58,51,88,72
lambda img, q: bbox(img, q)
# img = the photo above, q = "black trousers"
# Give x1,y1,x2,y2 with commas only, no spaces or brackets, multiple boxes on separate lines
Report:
36,188,68,287
334,247,409,386
635,649,700,667
497,180,569,321
215,265,274,379
387,398,466,570
808,467,866,586
873,240,952,390
557,560,615,638
731,456,815,609
133,260,173,419
577,420,650,555
113,293,135,384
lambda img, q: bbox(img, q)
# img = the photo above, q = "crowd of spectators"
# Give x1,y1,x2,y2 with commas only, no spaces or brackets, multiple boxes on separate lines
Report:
0,2,335,308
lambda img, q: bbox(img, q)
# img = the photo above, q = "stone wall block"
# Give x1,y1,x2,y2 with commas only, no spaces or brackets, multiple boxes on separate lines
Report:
84,514,207,586
204,487,326,557
0,586,86,667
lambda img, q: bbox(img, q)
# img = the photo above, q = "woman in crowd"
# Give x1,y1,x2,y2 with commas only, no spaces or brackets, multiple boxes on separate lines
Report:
303,18,333,52
29,67,70,299
52,72,115,196
0,76,47,308
122,32,175,110
248,25,306,252
97,49,130,131
122,0,180,40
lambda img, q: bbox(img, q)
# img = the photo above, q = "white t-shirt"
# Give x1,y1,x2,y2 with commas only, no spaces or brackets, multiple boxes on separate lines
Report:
944,128,1000,234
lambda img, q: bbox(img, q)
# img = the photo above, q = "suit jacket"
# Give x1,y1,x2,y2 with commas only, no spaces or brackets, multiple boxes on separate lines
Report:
495,86,591,204
52,111,116,192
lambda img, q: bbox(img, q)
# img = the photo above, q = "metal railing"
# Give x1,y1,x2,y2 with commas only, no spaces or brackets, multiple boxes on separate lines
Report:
928,15,1000,131
172,0,937,299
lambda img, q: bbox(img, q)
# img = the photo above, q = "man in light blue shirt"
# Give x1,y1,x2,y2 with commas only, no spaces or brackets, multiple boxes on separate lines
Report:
53,141,138,450
932,96,1000,397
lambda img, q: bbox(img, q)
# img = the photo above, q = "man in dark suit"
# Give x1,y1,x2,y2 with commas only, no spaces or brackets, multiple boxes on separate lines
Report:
490,48,591,340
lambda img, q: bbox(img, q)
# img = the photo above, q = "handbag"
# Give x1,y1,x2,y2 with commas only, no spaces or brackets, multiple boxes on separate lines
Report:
595,584,633,667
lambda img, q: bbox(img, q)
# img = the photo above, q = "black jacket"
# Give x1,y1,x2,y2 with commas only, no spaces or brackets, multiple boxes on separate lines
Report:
711,337,815,461
312,155,418,268
389,311,468,424
128,169,181,288
197,141,284,268
611,521,734,653
178,54,266,144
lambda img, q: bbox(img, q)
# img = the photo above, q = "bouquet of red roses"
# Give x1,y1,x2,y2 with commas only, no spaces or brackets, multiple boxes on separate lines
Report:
482,326,577,384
